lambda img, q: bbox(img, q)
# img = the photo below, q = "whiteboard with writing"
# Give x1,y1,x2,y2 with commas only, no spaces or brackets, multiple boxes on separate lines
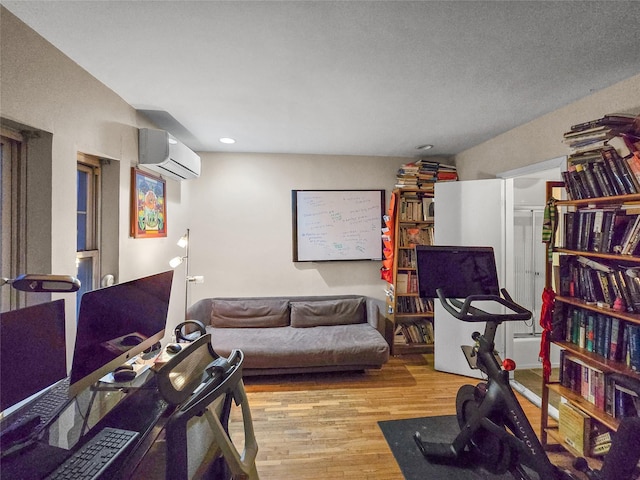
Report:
292,190,385,261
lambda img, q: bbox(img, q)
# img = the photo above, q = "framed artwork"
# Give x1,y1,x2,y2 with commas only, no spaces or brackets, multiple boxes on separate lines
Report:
130,168,167,238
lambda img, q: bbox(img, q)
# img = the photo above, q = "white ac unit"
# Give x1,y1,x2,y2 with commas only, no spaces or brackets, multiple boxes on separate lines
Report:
138,128,201,181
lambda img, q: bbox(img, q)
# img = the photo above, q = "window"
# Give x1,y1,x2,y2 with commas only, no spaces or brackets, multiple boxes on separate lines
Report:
76,153,101,311
0,129,26,312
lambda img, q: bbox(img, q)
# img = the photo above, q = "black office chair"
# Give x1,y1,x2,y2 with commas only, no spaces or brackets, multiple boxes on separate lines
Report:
156,334,259,480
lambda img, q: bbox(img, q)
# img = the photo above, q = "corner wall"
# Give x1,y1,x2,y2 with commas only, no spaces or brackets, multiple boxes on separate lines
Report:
0,8,189,356
454,74,640,179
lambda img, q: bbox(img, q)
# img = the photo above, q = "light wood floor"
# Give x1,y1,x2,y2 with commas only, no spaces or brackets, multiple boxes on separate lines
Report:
228,354,576,479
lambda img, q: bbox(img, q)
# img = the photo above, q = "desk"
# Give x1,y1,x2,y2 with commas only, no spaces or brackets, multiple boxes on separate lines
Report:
1,338,256,480
0,369,173,480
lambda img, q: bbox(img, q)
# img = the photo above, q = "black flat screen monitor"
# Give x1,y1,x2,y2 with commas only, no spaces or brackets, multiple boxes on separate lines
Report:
69,270,173,396
415,245,500,299
0,299,67,413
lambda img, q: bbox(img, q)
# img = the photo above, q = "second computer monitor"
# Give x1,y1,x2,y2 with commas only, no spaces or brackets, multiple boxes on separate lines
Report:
415,245,500,299
0,299,67,413
69,270,173,396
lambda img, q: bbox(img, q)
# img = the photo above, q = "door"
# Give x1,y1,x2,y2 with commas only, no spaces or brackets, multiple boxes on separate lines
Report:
433,178,509,378
507,208,548,368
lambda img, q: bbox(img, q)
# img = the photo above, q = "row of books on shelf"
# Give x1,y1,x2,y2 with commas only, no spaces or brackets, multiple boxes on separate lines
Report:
396,249,418,269
395,159,458,190
398,192,433,222
398,224,434,248
558,304,640,370
558,255,640,313
559,351,640,420
394,295,433,314
558,401,615,456
396,271,418,294
561,113,639,200
563,208,640,256
562,145,640,200
395,320,434,345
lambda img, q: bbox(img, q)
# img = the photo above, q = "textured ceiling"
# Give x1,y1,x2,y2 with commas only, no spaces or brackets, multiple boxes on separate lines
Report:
2,1,640,157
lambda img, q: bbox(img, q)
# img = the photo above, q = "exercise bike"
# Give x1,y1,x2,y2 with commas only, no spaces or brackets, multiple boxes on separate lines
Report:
413,287,640,480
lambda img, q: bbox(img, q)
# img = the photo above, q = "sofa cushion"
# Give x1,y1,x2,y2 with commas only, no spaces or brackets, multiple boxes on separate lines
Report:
208,324,389,370
289,298,365,328
210,298,290,328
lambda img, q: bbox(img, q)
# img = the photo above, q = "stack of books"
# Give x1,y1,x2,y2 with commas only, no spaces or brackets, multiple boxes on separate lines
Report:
561,113,639,200
395,160,458,191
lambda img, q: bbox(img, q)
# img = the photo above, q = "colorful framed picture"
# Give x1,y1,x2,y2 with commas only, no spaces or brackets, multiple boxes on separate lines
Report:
130,168,167,238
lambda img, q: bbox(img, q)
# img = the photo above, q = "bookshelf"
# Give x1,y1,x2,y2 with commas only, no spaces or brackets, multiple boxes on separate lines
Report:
385,188,435,355
541,113,640,464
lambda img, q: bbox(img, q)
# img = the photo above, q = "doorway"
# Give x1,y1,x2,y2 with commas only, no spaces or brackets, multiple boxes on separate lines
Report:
499,159,564,414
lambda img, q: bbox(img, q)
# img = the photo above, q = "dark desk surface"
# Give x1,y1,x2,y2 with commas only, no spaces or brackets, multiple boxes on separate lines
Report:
0,370,173,480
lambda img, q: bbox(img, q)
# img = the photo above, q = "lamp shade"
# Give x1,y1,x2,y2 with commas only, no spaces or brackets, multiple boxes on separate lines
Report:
169,256,184,268
177,234,189,249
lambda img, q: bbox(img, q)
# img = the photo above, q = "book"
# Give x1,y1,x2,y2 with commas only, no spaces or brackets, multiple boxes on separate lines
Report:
569,114,637,133
559,401,591,455
609,318,624,362
628,324,640,372
395,273,408,294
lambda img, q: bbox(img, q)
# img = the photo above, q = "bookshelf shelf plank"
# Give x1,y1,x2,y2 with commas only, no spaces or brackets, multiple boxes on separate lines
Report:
548,384,621,431
555,295,640,326
555,248,640,264
555,341,638,375
545,428,606,467
556,193,640,208
392,342,434,355
395,312,435,320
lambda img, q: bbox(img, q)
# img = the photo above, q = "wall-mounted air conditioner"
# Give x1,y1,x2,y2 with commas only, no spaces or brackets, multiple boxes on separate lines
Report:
138,128,201,181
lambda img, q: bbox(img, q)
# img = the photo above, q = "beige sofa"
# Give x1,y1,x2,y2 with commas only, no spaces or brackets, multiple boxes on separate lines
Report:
186,295,390,376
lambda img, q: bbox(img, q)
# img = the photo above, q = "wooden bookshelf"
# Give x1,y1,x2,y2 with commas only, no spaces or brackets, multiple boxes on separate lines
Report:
541,177,640,463
385,188,435,355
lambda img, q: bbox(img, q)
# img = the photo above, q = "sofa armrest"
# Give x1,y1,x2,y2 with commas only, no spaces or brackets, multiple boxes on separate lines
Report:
365,297,387,336
186,299,212,325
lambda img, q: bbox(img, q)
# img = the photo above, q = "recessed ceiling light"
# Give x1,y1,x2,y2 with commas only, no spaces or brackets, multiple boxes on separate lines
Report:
168,138,178,145
415,144,434,150
219,137,236,144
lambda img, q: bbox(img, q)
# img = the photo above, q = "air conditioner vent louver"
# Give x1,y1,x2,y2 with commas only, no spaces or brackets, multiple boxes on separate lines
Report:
138,128,201,181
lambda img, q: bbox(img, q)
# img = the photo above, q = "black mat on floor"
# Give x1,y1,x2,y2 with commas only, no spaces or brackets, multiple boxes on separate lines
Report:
378,415,521,480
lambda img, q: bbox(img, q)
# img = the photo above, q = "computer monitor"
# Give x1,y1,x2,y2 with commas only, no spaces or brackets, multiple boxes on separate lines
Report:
0,299,67,413
415,245,500,299
69,270,173,397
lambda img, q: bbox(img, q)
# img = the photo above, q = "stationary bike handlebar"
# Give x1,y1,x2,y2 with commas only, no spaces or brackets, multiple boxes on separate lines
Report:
435,288,532,323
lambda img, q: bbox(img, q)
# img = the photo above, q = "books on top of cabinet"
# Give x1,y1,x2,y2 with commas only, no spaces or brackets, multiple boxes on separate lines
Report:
395,160,458,190
562,113,640,200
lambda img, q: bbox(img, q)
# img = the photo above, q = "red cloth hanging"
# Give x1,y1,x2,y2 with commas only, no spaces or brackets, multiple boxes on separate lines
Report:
380,191,398,282
538,287,556,383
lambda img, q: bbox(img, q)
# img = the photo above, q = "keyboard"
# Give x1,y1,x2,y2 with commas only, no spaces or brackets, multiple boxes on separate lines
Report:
20,378,70,427
0,377,71,446
45,427,139,480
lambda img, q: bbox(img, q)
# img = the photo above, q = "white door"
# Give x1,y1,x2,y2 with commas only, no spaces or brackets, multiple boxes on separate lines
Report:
433,179,509,378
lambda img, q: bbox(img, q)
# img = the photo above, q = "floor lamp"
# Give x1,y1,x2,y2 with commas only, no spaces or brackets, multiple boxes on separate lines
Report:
170,229,202,319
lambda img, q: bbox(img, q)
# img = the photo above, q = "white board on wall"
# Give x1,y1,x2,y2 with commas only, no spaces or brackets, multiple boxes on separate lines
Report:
292,190,385,261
